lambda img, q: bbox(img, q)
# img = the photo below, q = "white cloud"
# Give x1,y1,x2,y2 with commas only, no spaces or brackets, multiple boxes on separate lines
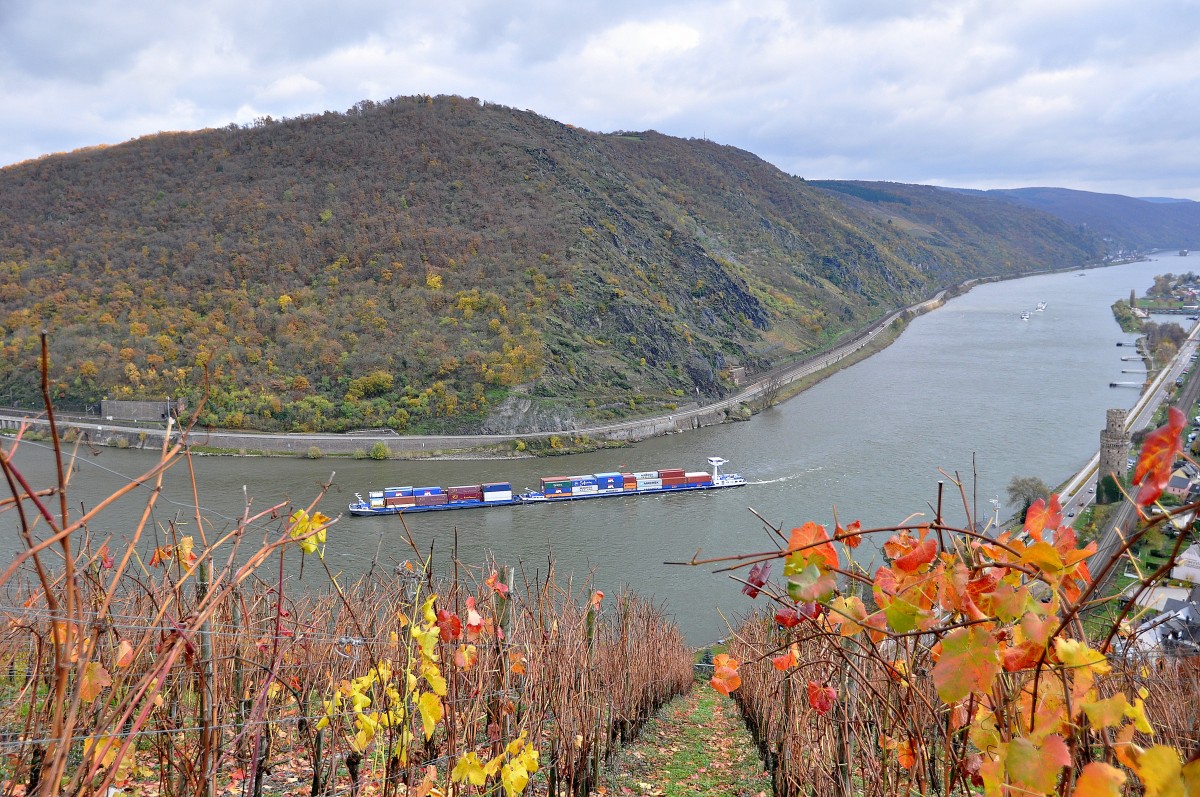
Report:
1,0,1198,198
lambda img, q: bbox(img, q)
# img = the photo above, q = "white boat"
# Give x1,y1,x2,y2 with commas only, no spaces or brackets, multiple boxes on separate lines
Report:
1020,310,1032,320
1036,301,1047,311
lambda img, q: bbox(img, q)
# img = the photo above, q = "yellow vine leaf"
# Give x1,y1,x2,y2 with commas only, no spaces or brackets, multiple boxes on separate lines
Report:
452,752,488,787
1135,745,1183,797
418,691,443,739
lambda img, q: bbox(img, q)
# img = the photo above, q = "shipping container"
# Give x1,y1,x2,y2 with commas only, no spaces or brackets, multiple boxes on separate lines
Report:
414,494,449,507
483,482,512,493
661,476,687,487
570,475,597,486
541,477,573,497
482,490,513,502
448,485,484,501
658,468,685,478
685,471,713,485
573,484,599,495
368,491,385,499
622,474,637,489
633,471,658,480
635,478,663,490
369,498,385,508
595,472,623,490
413,486,443,497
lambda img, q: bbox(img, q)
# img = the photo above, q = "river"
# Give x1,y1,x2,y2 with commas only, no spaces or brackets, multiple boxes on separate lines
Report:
1,253,1190,644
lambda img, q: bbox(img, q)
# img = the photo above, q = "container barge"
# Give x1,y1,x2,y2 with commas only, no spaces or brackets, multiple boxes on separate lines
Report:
348,457,745,516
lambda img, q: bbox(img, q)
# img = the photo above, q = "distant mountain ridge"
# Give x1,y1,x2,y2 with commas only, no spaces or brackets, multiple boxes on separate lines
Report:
945,186,1200,251
0,95,1163,434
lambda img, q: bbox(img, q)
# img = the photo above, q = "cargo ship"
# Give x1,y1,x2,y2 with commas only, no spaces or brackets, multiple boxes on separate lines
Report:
348,457,745,516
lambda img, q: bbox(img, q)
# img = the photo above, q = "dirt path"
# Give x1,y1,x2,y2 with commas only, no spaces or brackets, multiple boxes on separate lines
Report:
597,684,770,797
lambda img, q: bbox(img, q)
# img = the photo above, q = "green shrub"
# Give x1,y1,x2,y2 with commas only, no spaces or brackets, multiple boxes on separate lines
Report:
305,446,324,459
368,441,391,460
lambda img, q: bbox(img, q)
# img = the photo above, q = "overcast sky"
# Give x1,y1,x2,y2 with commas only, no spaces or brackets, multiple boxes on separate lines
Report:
3,0,1199,199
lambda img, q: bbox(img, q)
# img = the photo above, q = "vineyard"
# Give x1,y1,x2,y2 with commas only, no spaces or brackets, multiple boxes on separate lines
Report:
701,407,1200,796
0,346,694,796
6,339,1200,796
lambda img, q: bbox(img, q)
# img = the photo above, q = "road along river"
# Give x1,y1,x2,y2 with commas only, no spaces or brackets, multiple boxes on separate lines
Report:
0,254,1185,644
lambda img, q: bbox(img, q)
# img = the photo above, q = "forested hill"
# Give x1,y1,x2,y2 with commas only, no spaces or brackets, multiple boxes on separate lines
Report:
950,186,1200,252
0,95,1103,434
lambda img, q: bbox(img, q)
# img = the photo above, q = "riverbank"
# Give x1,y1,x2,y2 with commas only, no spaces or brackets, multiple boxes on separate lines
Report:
0,314,908,460
3,258,1124,460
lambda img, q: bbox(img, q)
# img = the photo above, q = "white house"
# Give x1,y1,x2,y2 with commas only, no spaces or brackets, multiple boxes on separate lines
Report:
1172,542,1200,584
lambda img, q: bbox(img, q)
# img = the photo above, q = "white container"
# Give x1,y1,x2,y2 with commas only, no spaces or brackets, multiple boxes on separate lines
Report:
636,478,663,490
482,491,513,502
573,484,599,495
633,471,658,480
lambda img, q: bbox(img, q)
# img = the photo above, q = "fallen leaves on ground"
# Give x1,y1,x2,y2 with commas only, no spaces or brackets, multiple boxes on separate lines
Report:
599,679,771,797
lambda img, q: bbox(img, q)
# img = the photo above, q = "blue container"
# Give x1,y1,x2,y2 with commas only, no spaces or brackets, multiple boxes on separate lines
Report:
413,486,444,497
595,471,622,489
482,482,512,493
570,475,597,487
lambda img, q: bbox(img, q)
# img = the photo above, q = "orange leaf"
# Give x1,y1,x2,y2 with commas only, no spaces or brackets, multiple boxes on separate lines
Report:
79,662,112,702
1071,762,1126,797
837,520,863,549
1133,406,1185,506
931,626,1000,704
454,644,478,670
892,537,937,573
1022,494,1062,541
786,522,838,572
115,640,134,668
485,570,510,597
710,654,741,696
1006,734,1069,795
772,644,798,671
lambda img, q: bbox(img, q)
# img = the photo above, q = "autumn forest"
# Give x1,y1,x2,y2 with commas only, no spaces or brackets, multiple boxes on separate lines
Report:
0,95,1112,433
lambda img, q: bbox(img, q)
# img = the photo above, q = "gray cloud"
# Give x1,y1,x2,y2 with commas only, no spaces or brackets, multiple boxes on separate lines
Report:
1,0,1198,199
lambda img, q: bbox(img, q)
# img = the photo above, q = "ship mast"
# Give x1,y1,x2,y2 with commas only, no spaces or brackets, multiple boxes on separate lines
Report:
708,456,728,481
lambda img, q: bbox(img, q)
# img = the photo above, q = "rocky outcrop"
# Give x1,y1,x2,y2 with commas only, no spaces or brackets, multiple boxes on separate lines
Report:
481,393,581,434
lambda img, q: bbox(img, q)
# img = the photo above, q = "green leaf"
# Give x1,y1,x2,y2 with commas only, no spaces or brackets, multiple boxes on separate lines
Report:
884,596,921,634
787,563,837,604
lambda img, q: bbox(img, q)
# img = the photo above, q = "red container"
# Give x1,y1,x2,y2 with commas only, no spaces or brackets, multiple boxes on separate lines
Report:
448,485,484,501
686,476,713,486
658,468,685,478
622,474,637,489
414,494,449,507
661,476,687,486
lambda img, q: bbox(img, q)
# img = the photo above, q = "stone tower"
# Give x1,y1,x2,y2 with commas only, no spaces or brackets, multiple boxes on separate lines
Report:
1097,408,1130,504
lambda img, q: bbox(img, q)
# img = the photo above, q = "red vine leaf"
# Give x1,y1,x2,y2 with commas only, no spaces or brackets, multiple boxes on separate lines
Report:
807,681,837,715
1133,406,1185,506
742,561,771,599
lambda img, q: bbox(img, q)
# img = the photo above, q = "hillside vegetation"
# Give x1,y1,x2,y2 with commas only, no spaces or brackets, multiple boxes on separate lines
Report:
956,186,1200,252
0,95,1105,433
